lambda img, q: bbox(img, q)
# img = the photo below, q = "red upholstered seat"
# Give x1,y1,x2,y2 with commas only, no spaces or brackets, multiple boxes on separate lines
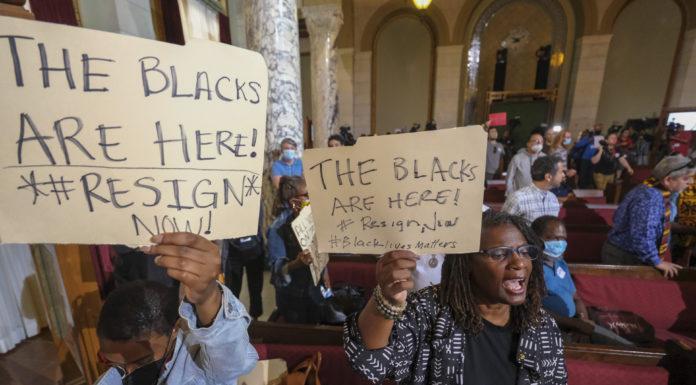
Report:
254,343,672,385
564,227,608,263
566,358,668,385
253,343,375,385
573,273,696,343
484,188,506,203
328,260,377,295
560,206,615,226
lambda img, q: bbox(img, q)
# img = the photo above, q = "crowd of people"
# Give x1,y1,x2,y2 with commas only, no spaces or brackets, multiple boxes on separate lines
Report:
90,123,695,385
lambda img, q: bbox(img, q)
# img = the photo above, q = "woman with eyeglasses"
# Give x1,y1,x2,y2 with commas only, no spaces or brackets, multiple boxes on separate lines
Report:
344,211,567,385
267,176,346,324
95,232,257,385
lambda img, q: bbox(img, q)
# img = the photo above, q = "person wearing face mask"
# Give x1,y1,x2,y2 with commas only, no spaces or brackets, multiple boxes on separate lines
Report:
603,155,695,277
95,233,258,385
267,176,346,324
531,216,589,321
505,133,546,195
502,155,564,222
550,130,573,167
548,130,578,196
271,138,303,189
485,129,505,182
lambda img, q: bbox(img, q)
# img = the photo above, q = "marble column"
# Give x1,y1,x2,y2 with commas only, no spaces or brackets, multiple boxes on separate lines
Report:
245,0,303,230
302,4,343,148
246,0,304,156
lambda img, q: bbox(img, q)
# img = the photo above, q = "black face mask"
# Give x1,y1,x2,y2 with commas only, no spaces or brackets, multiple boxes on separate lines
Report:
121,356,166,385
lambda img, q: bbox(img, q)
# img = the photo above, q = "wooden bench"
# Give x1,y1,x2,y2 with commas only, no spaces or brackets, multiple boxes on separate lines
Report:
249,320,673,385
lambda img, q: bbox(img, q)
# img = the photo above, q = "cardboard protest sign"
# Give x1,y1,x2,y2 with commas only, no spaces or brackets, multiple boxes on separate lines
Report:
303,127,487,254
291,206,329,285
0,16,267,244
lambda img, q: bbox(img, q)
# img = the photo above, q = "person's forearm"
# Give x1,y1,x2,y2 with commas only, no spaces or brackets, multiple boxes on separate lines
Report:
195,283,222,327
357,297,395,350
286,258,305,272
591,152,601,164
575,298,589,319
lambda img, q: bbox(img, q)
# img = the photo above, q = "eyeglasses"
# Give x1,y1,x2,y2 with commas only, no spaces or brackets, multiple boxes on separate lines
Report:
479,244,540,262
98,319,180,383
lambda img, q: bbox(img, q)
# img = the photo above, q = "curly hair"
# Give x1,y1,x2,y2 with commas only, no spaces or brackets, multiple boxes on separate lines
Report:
274,175,306,215
439,211,546,334
97,281,178,341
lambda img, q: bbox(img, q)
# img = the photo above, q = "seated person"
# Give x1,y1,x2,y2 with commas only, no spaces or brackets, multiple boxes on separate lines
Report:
532,216,635,346
267,176,345,324
345,211,567,384
531,216,589,321
502,155,565,221
96,232,257,385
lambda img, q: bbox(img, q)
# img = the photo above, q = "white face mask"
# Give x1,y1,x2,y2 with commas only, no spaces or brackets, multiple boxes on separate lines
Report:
531,144,543,153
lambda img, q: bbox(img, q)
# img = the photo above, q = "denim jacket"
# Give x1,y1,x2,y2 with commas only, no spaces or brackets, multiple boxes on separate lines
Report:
96,283,258,385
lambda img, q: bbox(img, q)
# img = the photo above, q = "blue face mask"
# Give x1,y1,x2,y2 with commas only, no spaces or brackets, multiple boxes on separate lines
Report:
544,240,567,258
563,138,572,145
282,149,296,160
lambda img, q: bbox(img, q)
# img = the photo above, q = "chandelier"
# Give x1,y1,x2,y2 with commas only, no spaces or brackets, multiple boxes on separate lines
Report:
413,0,432,10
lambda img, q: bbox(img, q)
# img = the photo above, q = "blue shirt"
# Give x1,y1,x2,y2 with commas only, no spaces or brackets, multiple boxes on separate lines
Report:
572,136,594,160
542,258,576,317
271,158,303,178
607,184,671,266
95,284,258,385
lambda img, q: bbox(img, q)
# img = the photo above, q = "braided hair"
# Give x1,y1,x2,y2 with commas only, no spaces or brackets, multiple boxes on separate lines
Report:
439,211,546,334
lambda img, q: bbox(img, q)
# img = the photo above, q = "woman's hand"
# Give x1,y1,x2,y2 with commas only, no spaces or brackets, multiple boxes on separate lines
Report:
376,250,419,306
141,232,222,325
358,250,419,349
287,250,314,272
295,249,314,265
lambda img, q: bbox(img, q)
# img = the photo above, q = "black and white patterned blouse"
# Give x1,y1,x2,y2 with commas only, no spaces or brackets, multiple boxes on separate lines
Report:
343,286,568,385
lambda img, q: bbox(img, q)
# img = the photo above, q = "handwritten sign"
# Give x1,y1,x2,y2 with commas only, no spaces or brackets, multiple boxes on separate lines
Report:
0,16,268,244
303,127,486,254
291,206,328,285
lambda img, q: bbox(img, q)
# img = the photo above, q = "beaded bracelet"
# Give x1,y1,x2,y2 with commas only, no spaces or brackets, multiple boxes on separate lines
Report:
373,285,406,320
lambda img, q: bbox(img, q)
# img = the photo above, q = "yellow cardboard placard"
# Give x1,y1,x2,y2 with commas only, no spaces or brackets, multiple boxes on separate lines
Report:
303,127,486,254
0,16,268,244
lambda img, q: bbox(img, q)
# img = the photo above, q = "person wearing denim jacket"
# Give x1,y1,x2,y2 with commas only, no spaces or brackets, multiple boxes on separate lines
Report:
96,233,258,385
266,176,345,324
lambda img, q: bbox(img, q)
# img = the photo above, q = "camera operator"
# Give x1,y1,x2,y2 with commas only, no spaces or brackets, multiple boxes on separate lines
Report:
591,132,634,190
571,124,602,188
